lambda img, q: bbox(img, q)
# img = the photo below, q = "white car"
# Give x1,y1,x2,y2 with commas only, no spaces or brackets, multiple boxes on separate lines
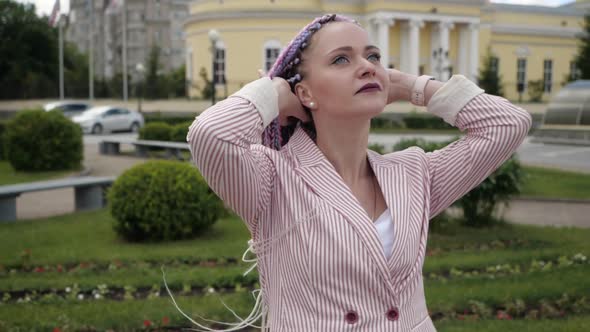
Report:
44,101,92,118
72,106,144,134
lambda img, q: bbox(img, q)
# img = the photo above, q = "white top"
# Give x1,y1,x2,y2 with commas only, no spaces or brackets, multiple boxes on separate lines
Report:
374,209,394,259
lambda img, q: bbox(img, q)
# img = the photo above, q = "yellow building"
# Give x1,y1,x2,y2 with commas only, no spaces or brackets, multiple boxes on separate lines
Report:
184,0,588,102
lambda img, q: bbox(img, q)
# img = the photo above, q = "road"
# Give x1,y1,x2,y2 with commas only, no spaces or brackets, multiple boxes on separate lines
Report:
85,133,590,174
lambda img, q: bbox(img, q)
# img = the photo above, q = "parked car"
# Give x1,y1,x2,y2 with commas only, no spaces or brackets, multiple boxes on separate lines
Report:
43,101,92,118
72,106,144,134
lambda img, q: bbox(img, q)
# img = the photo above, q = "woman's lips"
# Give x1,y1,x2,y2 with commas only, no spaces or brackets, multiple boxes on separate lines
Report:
357,87,381,93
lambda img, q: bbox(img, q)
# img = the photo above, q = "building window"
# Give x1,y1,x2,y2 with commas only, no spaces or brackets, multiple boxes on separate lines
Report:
214,43,226,84
516,58,527,93
419,65,424,76
543,59,552,93
263,40,282,72
570,61,580,81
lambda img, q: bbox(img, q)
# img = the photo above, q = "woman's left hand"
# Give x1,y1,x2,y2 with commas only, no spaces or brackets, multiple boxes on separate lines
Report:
386,69,418,104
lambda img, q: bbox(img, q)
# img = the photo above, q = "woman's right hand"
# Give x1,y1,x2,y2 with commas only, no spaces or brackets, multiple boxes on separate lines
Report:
258,69,311,126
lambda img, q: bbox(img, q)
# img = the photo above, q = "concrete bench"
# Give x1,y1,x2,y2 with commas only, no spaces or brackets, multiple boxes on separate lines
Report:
99,138,190,160
0,176,116,222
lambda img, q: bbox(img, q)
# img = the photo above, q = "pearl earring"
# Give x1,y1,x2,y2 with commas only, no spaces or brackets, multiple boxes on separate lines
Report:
309,102,315,108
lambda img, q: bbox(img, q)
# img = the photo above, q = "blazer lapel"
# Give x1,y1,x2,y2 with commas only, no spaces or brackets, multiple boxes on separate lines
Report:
288,128,395,291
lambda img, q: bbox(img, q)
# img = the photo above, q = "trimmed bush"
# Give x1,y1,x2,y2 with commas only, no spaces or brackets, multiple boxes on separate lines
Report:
4,109,82,171
109,160,225,242
170,121,194,142
394,137,524,227
139,122,172,141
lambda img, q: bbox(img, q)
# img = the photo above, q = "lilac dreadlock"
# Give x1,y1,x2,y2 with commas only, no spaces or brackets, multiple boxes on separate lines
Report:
262,13,359,150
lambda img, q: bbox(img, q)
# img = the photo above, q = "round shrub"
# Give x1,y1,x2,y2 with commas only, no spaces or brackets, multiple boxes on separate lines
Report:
4,109,82,171
109,160,225,242
170,121,194,142
139,121,172,141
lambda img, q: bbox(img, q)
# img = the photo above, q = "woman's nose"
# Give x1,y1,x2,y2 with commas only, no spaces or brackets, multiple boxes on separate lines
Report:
359,58,377,77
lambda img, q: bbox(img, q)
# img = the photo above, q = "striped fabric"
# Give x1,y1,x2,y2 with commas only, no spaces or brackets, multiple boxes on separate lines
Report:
187,75,532,331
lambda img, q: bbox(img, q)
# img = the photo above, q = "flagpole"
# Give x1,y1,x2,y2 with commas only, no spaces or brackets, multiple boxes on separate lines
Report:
122,0,128,102
59,13,64,100
89,0,94,101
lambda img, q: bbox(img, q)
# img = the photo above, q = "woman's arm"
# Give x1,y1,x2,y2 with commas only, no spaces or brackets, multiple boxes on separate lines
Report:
187,77,278,233
396,73,532,219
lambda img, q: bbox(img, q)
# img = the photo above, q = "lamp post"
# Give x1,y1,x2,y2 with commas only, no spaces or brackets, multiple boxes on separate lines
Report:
208,29,220,105
432,47,451,81
135,63,145,113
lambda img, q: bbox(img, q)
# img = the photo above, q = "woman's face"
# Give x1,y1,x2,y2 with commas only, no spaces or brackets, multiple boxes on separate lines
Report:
295,21,389,120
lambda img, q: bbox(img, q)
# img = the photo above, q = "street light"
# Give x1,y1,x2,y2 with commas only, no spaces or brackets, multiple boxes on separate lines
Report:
135,63,145,113
208,29,220,105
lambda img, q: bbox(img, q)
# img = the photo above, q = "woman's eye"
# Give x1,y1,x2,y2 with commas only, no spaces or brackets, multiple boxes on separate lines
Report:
333,56,348,64
369,53,381,61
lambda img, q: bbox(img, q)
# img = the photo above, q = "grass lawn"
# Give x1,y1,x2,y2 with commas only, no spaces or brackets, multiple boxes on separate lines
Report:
0,161,81,186
0,209,589,330
521,166,590,200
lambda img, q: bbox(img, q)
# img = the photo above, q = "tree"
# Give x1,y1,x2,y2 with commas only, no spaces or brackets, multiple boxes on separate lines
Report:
144,45,163,99
477,46,504,97
0,1,58,99
573,13,590,79
527,79,544,102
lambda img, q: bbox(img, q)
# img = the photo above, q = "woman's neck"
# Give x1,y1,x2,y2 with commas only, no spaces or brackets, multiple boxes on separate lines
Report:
314,116,372,185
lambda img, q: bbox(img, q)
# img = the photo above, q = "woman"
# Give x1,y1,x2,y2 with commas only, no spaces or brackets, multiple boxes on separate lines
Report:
184,13,531,331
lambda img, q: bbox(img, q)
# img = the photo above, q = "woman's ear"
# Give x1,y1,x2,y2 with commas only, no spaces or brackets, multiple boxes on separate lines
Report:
294,82,313,108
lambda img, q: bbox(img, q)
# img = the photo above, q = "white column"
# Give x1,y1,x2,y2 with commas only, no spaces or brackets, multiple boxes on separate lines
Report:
400,23,409,72
438,21,454,81
373,14,395,68
458,25,469,77
407,19,424,76
468,23,480,83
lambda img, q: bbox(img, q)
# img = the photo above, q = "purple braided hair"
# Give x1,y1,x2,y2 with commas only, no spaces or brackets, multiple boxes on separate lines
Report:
262,13,359,150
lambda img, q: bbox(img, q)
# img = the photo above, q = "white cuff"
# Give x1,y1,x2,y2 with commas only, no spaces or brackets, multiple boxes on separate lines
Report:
232,77,279,128
426,75,485,126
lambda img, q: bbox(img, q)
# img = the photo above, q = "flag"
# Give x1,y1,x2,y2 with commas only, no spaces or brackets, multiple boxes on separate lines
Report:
49,0,60,27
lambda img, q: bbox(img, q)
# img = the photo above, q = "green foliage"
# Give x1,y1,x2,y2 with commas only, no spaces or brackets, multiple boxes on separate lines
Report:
574,13,590,80
138,122,172,141
370,117,402,130
403,112,453,130
144,46,162,99
109,160,225,242
3,109,82,171
170,121,194,142
199,67,214,99
478,46,504,97
394,138,524,227
144,113,195,126
527,79,544,102
368,143,386,154
0,121,6,160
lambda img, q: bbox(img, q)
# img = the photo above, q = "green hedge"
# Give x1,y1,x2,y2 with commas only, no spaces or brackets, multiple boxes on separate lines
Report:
109,160,225,242
403,112,453,130
3,109,82,171
144,113,195,126
139,122,172,141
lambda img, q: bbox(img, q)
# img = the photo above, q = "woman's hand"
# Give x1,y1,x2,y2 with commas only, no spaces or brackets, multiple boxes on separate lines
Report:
258,69,311,126
386,69,418,104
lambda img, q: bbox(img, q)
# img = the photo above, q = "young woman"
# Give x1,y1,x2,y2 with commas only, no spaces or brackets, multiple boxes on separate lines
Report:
184,13,531,332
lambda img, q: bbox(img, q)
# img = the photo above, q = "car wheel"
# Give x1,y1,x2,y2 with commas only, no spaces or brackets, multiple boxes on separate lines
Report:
91,124,103,135
130,122,140,133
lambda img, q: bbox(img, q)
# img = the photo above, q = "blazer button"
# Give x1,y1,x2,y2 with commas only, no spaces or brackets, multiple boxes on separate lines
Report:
345,310,358,324
386,307,399,321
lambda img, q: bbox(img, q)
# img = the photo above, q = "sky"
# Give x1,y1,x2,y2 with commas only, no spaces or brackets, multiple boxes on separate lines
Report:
15,0,577,17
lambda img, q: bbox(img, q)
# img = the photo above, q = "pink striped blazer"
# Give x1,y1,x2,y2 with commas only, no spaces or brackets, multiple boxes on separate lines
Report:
187,75,532,331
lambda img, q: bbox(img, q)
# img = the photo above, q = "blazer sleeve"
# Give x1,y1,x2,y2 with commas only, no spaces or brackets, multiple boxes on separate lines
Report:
187,77,279,233
425,75,532,219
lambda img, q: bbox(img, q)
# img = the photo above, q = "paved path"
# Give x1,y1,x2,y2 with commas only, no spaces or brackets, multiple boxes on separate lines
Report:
9,134,590,228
